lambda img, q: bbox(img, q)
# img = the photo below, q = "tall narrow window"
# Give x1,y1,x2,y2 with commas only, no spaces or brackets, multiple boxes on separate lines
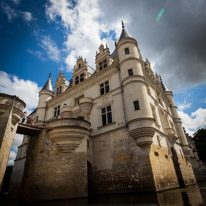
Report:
101,105,112,126
79,63,81,68
54,105,60,117
100,81,109,95
133,100,140,110
75,76,79,85
57,105,60,116
124,48,130,55
99,59,107,71
56,87,59,95
128,69,133,76
103,59,107,68
99,62,103,71
80,73,84,82
59,86,62,94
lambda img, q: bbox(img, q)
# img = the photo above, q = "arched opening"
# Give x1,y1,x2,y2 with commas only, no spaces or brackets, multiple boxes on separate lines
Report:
171,147,185,188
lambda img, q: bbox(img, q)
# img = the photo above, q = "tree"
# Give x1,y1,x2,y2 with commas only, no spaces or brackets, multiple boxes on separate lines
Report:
193,128,206,163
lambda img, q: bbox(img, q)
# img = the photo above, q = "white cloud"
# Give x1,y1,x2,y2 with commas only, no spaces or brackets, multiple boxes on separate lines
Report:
201,98,206,104
7,134,24,165
1,4,18,21
12,134,24,152
22,11,33,22
9,151,16,160
45,0,122,71
1,3,33,22
12,0,21,5
177,100,192,111
40,36,61,63
27,49,46,61
8,160,14,165
0,70,41,112
178,108,206,136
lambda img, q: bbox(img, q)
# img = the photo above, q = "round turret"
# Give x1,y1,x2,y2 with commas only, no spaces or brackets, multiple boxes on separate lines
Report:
36,74,54,123
0,93,26,189
116,22,155,147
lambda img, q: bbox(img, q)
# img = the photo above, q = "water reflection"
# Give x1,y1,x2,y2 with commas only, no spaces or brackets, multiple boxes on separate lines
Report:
158,184,204,206
1,182,206,206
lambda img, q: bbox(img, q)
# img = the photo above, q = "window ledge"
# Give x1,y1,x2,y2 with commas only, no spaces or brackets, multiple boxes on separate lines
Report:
155,123,161,129
97,122,116,129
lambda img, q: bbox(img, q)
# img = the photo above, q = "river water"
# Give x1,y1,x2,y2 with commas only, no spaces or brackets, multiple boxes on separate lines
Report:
1,181,206,206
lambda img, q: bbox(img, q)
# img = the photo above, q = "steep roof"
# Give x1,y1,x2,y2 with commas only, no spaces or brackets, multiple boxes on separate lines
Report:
118,21,132,41
41,74,53,92
160,76,170,92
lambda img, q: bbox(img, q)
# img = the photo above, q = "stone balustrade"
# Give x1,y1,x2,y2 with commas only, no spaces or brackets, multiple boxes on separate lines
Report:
47,118,91,152
0,93,25,112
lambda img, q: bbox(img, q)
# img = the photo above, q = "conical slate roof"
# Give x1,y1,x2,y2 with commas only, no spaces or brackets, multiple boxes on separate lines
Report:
160,76,170,92
41,73,53,92
118,21,132,41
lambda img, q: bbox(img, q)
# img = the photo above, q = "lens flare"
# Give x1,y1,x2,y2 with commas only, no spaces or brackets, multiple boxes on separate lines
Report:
156,8,165,22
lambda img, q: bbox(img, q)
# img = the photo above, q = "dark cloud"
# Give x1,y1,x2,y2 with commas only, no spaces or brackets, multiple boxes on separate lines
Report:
100,0,206,91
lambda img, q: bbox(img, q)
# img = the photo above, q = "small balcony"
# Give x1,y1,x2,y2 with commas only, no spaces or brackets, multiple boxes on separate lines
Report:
165,127,175,137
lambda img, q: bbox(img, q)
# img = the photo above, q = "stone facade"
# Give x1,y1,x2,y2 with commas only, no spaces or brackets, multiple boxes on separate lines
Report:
9,23,198,201
0,93,25,190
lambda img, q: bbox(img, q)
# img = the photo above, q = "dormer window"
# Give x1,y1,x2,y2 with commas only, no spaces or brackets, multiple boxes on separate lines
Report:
56,86,62,96
57,87,59,95
80,73,84,82
75,76,79,85
99,59,107,71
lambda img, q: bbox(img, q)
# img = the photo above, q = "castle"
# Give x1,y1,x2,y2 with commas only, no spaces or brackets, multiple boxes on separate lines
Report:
0,22,199,201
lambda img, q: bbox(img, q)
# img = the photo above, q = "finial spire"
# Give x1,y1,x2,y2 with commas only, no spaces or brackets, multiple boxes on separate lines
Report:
159,75,163,82
122,20,125,29
49,72,51,79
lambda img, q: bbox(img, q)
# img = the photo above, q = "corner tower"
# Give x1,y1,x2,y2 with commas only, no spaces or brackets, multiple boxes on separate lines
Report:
116,21,155,146
36,73,53,124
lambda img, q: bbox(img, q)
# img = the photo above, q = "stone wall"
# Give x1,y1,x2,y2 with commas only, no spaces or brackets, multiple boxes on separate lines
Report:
92,127,155,194
150,144,179,191
9,136,28,198
0,94,25,190
20,118,90,201
178,153,197,185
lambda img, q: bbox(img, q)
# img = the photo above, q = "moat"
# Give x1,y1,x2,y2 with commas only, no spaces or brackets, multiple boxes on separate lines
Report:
1,181,206,206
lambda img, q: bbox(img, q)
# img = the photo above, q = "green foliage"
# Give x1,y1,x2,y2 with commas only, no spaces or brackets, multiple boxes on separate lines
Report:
193,128,206,163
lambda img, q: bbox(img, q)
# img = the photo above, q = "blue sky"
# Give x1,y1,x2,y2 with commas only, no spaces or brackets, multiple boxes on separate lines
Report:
0,0,206,164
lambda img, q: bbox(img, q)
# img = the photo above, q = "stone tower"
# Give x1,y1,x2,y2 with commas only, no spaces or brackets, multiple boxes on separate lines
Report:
116,21,155,146
36,74,53,124
0,93,25,190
